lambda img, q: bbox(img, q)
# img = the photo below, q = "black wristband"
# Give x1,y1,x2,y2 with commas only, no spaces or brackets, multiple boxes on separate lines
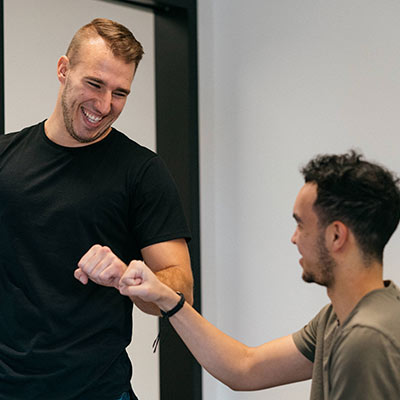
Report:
160,292,185,319
152,292,186,353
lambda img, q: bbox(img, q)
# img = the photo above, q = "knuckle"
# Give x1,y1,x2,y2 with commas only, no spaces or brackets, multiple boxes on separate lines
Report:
79,263,87,272
101,269,112,279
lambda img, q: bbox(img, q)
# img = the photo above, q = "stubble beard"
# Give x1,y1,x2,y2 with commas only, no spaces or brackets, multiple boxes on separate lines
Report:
61,81,111,145
302,235,336,287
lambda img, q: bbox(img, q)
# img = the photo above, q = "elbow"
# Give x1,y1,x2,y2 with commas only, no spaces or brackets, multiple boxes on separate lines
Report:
227,382,244,392
227,380,272,392
226,379,255,392
202,374,244,392
226,376,256,392
218,358,255,392
184,277,194,306
185,289,194,306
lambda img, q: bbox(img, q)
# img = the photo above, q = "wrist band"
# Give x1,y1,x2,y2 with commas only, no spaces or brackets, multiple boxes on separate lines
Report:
152,292,185,353
160,292,185,319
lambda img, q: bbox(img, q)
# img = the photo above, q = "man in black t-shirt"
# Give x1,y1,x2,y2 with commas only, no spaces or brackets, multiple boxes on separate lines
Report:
0,18,193,400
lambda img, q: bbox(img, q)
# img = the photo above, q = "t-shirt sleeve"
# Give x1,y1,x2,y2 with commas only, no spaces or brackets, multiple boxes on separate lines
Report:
328,326,400,400
129,155,191,249
292,307,327,363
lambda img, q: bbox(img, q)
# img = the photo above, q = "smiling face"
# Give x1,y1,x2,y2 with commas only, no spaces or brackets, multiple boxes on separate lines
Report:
56,36,135,146
291,183,336,287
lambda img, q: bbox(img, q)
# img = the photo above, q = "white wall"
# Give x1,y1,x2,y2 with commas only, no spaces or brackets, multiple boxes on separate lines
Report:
4,1,158,399
198,1,400,399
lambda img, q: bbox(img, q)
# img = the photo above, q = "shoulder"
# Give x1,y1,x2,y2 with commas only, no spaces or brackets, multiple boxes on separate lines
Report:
296,303,336,338
5,121,44,137
330,325,400,398
108,128,157,161
102,128,164,180
337,325,400,359
292,303,335,361
328,284,400,398
107,129,177,188
332,282,400,367
0,121,43,152
344,281,400,345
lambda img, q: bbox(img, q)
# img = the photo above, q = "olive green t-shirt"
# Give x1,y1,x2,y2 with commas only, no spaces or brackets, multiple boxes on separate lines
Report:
293,281,400,399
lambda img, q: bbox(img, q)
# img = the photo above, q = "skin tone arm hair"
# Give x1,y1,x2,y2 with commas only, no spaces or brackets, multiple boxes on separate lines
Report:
74,238,193,315
119,260,313,391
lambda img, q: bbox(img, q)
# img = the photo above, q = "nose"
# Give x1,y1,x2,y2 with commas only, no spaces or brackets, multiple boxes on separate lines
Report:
291,227,298,245
94,91,112,115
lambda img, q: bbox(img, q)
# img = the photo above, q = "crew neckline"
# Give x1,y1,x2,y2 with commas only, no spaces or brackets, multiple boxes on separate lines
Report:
40,120,114,152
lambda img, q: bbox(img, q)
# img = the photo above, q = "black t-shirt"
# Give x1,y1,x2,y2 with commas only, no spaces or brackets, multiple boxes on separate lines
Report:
0,121,191,399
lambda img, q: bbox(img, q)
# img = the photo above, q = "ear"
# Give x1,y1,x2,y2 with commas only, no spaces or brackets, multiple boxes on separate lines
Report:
325,221,348,253
57,56,70,84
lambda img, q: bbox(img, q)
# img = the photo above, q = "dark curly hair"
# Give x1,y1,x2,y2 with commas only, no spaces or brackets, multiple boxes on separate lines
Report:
301,150,400,263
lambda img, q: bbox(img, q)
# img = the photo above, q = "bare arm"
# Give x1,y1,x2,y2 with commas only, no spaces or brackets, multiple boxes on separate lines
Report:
133,238,193,314
119,261,313,391
74,238,193,316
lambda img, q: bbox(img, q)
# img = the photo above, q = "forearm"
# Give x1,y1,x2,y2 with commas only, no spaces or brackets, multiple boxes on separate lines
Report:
120,261,312,390
132,265,193,315
155,288,252,390
155,265,194,305
119,261,313,390
169,303,311,390
134,239,194,314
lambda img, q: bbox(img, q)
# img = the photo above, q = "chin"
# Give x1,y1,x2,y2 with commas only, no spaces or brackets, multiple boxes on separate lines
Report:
70,127,108,144
302,273,330,288
302,272,315,284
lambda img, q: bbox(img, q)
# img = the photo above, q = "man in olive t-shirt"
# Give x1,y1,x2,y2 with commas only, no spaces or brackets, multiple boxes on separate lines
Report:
293,281,400,399
115,150,400,399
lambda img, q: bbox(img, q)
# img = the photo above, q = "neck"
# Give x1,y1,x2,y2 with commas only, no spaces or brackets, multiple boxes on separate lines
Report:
328,259,384,324
45,112,110,148
45,105,72,146
44,114,60,142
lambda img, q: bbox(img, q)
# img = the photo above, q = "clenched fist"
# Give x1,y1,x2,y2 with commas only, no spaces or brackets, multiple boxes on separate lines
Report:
74,245,127,289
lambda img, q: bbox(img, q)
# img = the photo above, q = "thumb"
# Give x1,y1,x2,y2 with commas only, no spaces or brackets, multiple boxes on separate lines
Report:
74,268,89,285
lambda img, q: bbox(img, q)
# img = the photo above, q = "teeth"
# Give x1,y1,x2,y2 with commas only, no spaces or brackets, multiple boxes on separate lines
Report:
82,108,102,123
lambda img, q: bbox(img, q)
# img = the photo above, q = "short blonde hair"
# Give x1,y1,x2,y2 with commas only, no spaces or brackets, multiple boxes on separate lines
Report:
66,18,144,67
